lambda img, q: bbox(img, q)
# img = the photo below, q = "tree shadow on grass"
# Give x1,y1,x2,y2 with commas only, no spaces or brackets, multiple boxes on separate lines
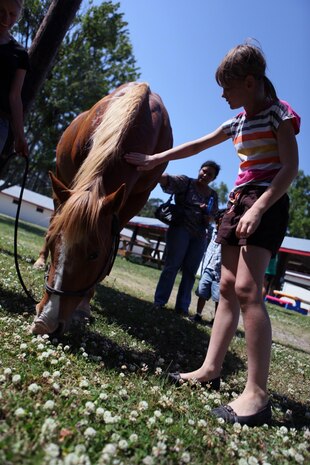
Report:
271,392,310,429
66,283,244,379
1,279,309,429
0,283,36,314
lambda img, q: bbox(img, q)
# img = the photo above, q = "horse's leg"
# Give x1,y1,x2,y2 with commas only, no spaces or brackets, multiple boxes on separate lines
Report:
33,235,49,270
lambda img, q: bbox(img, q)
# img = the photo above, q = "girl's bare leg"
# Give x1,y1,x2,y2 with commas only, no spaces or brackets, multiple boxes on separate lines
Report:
180,246,240,381
228,245,271,415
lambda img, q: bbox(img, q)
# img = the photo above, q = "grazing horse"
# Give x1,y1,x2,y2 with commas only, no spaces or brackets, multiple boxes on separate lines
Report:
31,82,173,335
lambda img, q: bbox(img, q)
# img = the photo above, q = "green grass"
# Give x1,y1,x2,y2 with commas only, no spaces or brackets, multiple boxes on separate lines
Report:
0,214,309,465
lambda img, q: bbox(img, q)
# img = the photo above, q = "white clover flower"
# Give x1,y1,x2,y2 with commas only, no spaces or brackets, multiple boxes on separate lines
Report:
152,441,167,457
84,427,97,439
142,456,154,465
12,374,21,384
43,400,55,411
79,379,89,389
52,382,60,392
165,417,173,425
85,401,96,413
28,383,41,393
96,407,105,417
154,410,162,418
4,368,12,376
188,419,195,426
64,452,86,464
14,407,26,418
197,419,207,428
138,400,148,410
233,422,242,433
238,459,248,465
279,426,289,435
42,371,51,378
103,411,120,424
129,433,138,442
99,392,108,400
147,417,156,427
129,410,139,421
155,367,162,375
20,343,27,350
63,345,70,352
44,443,60,459
102,443,117,455
150,386,160,394
52,370,61,378
180,452,191,463
61,389,70,398
294,453,305,464
118,439,128,450
40,418,58,443
303,429,310,440
248,457,259,465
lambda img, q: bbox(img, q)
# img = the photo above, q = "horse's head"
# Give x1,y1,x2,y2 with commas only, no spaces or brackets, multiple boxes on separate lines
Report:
31,173,125,335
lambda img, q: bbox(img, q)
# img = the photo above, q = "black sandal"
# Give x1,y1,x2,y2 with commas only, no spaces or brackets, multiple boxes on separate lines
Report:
212,401,272,426
167,372,221,391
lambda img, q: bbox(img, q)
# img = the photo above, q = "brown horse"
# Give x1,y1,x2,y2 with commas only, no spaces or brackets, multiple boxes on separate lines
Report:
31,82,172,335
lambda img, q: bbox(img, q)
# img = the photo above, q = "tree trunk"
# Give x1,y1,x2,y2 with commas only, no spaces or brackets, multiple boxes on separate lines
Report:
22,0,83,114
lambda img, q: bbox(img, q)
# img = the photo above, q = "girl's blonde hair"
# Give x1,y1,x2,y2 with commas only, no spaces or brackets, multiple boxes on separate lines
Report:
215,41,278,100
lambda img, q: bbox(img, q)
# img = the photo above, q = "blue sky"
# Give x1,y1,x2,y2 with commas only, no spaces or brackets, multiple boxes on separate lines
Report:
117,0,309,201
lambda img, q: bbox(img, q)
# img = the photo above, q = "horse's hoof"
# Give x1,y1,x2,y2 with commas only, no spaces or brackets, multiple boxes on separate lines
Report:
33,258,46,270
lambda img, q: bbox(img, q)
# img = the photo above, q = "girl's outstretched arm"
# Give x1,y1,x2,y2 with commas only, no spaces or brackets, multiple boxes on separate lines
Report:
236,119,299,239
124,126,228,171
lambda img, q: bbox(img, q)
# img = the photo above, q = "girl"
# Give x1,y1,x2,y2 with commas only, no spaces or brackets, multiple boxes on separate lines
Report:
125,42,300,426
0,0,29,157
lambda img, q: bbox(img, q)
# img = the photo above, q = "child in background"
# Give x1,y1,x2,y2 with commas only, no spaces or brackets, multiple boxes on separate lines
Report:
125,41,300,426
262,255,278,298
0,0,29,157
193,211,224,325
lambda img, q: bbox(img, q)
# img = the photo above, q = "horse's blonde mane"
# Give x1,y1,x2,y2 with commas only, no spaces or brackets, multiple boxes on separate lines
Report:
73,82,150,192
50,82,150,248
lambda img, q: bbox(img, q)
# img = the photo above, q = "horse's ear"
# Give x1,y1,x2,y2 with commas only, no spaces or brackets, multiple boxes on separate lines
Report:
102,183,126,214
49,171,72,204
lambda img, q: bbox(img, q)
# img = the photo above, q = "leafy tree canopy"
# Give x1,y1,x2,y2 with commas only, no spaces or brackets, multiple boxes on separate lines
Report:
5,0,139,194
287,170,310,239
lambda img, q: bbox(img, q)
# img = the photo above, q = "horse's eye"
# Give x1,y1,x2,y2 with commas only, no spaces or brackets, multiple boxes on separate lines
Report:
88,251,99,261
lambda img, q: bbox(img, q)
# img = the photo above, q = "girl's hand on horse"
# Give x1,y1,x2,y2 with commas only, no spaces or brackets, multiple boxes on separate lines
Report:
124,152,160,171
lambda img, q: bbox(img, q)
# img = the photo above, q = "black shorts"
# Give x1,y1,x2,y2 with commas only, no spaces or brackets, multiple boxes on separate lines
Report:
216,186,289,256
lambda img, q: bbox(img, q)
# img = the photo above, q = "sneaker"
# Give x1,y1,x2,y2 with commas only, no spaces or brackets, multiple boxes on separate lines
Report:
193,313,202,322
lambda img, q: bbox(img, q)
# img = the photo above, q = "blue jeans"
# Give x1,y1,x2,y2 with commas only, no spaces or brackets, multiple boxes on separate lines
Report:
154,225,207,313
195,268,220,302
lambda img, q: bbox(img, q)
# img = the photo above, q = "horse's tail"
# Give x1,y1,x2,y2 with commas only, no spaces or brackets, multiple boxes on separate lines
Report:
73,82,150,191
